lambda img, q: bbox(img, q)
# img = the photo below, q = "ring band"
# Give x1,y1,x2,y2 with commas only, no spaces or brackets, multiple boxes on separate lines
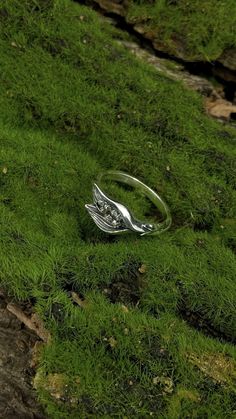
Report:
85,170,171,236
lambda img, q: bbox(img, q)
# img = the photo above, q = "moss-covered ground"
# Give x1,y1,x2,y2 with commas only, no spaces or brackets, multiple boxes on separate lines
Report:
0,0,236,417
124,0,236,62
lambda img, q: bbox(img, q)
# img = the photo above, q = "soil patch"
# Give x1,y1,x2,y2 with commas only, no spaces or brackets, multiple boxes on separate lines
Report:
104,257,147,306
0,293,46,419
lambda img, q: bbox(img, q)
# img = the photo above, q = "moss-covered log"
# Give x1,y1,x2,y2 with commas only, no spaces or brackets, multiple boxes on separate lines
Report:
92,0,236,64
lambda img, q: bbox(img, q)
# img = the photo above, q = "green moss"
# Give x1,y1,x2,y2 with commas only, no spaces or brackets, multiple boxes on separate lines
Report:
0,0,236,417
126,0,236,61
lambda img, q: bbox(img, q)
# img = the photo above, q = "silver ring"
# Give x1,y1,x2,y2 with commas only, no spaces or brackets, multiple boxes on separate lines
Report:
85,171,171,236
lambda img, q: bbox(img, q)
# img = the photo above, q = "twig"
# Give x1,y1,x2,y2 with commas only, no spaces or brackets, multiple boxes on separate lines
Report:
7,303,51,343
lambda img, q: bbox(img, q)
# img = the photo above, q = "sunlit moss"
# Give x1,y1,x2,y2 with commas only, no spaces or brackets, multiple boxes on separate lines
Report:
0,0,235,417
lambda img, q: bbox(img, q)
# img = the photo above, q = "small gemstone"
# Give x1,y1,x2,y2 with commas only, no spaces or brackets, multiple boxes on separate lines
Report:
112,219,117,226
97,200,105,211
112,210,121,221
112,211,120,221
104,203,111,211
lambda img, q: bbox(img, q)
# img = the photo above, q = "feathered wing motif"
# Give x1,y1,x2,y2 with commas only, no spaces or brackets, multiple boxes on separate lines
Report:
85,184,128,234
84,205,125,233
85,184,154,235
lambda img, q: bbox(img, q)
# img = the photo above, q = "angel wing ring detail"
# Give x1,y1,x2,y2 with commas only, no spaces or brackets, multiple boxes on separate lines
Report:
85,171,171,236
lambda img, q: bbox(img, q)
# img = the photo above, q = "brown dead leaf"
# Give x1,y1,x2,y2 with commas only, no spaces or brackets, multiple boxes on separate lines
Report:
96,0,125,15
205,98,236,120
138,264,147,274
71,291,88,308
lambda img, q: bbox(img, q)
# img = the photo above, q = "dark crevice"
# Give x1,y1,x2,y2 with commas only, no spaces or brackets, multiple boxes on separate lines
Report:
230,112,236,120
193,220,214,233
75,0,236,100
81,227,119,244
102,257,147,306
178,306,236,345
227,238,236,254
176,283,236,344
224,82,236,102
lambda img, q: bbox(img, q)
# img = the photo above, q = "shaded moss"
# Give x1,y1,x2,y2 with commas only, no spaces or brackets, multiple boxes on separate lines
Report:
126,0,236,61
